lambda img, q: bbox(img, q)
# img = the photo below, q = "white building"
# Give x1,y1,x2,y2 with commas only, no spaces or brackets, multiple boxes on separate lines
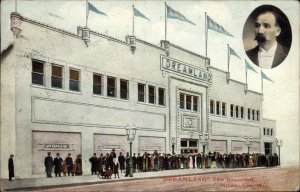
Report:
0,12,276,179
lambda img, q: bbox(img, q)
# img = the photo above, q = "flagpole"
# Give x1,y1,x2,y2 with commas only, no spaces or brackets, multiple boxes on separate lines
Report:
227,44,230,73
205,12,208,68
86,0,88,28
245,59,248,90
261,71,264,94
15,0,17,12
165,2,167,41
132,5,135,36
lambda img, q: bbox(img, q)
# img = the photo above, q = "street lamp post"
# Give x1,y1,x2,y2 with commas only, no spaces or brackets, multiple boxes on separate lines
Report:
171,137,175,154
275,138,283,166
199,131,209,170
244,136,253,168
126,123,137,177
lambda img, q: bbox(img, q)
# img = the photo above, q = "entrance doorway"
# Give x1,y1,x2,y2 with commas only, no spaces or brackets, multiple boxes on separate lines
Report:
264,142,272,155
180,139,198,154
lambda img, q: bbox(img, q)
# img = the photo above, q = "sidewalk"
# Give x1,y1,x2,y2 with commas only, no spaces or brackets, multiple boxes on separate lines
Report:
0,167,269,191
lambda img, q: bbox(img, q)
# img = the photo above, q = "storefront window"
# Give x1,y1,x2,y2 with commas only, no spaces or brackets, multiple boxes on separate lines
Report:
180,140,187,147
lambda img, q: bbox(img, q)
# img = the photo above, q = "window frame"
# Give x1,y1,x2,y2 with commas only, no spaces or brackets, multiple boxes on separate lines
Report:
93,73,103,95
158,88,165,106
138,83,146,102
32,59,45,86
69,68,80,92
148,85,156,104
51,64,64,89
107,76,116,98
120,79,129,100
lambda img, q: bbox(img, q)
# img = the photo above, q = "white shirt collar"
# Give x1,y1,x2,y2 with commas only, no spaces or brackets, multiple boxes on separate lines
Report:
258,41,277,69
258,41,277,57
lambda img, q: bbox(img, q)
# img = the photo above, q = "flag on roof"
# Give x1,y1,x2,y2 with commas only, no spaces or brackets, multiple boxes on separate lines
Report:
207,15,233,37
88,2,107,16
134,7,150,20
166,4,195,25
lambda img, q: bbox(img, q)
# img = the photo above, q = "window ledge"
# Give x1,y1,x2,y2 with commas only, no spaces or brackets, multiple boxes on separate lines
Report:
92,94,129,102
137,101,166,108
31,84,82,95
179,109,199,114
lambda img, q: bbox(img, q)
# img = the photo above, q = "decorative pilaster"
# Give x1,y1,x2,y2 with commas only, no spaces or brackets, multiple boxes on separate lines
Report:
125,35,136,54
160,40,170,56
77,26,90,47
11,12,22,38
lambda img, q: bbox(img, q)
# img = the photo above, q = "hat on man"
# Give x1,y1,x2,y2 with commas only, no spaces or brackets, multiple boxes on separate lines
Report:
56,153,60,156
68,153,71,155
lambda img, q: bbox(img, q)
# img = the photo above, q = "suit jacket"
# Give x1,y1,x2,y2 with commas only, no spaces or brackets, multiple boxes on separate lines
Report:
246,42,288,68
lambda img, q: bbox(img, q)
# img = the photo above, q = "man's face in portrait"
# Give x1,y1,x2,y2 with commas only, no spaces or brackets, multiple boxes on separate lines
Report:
255,12,281,44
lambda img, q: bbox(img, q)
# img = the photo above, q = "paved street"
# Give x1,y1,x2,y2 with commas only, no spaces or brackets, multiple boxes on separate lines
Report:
11,167,299,191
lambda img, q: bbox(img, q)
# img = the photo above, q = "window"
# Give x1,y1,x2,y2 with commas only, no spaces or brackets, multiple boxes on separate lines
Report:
252,109,255,120
32,60,44,85
51,65,63,88
257,110,260,121
148,85,155,104
210,100,214,114
222,102,226,116
267,129,270,135
180,94,185,109
230,104,234,117
180,140,188,147
263,128,266,135
107,77,116,97
235,106,239,118
189,140,197,147
241,107,244,119
180,93,198,111
248,108,251,120
93,74,102,95
158,88,165,106
193,97,198,112
120,79,128,100
271,129,273,136
138,83,145,102
69,69,80,91
216,101,220,115
186,95,192,110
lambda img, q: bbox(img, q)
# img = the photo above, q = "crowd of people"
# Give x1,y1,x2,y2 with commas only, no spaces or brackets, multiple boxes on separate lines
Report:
43,149,280,179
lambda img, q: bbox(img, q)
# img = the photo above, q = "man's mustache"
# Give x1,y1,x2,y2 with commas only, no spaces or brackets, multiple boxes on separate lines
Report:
255,34,266,42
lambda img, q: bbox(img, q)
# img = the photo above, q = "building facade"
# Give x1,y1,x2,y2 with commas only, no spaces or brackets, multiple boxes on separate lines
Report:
0,12,276,179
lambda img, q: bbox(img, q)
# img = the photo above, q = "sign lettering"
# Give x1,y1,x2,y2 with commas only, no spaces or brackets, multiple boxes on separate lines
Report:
161,56,212,82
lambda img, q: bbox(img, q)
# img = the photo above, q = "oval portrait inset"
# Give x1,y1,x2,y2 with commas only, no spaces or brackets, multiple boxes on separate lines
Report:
243,5,292,69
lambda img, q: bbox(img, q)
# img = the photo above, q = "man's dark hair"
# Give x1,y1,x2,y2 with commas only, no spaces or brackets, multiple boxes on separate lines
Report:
253,5,286,29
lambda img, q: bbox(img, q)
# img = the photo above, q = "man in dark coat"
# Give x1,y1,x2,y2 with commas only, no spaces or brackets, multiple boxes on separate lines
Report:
44,152,54,178
132,153,137,173
136,153,143,172
124,153,130,177
65,153,73,176
118,152,125,173
245,7,288,69
53,153,63,177
8,154,14,181
89,153,98,175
